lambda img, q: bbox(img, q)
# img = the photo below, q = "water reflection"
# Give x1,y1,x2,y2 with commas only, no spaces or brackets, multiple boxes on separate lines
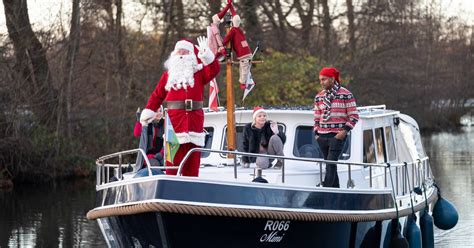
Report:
0,179,105,247
0,127,472,247
424,126,474,247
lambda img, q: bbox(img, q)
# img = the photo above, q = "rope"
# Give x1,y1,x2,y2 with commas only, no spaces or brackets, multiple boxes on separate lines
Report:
87,188,437,222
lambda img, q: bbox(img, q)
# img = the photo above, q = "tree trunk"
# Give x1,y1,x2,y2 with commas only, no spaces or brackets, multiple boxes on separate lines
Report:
295,0,315,50
64,0,81,139
158,0,174,63
240,0,263,49
320,0,331,60
3,0,58,125
115,0,129,143
175,0,185,38
346,0,355,57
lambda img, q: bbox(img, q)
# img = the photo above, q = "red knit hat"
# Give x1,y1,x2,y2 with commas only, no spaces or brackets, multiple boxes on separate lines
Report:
319,67,340,83
252,106,265,120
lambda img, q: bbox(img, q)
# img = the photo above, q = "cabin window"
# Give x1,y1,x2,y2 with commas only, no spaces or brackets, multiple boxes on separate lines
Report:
293,126,323,159
201,127,214,158
363,129,376,163
385,126,396,161
375,127,387,163
221,123,286,158
222,125,246,156
293,126,351,160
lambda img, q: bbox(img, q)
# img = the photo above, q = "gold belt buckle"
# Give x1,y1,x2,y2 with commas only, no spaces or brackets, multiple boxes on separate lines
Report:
185,99,193,111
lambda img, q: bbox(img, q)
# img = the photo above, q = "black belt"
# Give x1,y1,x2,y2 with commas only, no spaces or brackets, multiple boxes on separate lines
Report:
164,100,203,111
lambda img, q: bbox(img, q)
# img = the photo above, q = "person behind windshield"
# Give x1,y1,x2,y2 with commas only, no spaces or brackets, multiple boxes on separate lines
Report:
242,107,286,169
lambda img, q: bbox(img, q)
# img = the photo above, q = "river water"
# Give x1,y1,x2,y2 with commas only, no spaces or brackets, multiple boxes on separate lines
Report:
0,127,472,247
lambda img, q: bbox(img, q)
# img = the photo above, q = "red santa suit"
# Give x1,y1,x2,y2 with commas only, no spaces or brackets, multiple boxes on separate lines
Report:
142,39,220,176
223,27,251,60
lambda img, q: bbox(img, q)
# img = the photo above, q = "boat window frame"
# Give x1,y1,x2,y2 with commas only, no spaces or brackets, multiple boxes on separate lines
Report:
292,125,352,160
363,129,376,163
384,125,397,162
374,127,387,163
220,123,286,158
201,126,215,158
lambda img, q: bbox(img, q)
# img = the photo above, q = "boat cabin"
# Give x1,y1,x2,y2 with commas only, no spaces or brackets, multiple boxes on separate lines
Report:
198,105,429,192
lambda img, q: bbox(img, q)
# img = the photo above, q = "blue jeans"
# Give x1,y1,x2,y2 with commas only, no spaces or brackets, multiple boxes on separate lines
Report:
317,134,346,188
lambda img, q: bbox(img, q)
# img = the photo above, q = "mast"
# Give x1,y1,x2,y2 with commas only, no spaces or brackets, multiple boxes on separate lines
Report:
224,13,236,156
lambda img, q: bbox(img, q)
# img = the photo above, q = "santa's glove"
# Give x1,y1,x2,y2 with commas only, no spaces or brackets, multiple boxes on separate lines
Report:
140,108,156,126
197,36,215,65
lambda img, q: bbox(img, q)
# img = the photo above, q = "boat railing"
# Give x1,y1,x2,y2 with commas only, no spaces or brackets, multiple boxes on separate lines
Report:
94,148,431,196
95,148,179,186
177,148,431,195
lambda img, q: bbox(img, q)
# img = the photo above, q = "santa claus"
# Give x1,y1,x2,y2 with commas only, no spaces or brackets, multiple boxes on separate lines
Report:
140,37,220,176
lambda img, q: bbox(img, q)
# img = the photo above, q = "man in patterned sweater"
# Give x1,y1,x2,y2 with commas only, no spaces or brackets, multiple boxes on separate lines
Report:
314,67,359,188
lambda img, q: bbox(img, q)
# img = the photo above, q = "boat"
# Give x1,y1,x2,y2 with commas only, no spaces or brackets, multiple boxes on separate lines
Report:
87,105,457,248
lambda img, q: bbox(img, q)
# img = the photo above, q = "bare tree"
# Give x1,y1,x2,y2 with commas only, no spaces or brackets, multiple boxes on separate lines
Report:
239,0,263,49
260,0,294,52
3,0,58,125
320,0,332,59
63,0,81,139
294,0,315,50
345,0,355,57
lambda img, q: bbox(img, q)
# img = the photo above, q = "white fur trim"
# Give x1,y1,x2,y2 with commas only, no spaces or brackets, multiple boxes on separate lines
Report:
232,15,241,27
212,14,222,24
174,40,194,53
176,131,206,146
198,48,215,65
252,108,266,120
140,108,156,126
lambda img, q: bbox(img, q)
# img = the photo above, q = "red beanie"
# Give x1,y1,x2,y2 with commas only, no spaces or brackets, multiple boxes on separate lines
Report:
319,67,340,83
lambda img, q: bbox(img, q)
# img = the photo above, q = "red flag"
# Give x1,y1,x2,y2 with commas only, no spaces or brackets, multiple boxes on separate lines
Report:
209,78,219,111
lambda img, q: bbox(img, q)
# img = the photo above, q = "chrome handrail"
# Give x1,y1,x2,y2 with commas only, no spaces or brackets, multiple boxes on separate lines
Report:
95,148,179,185
176,148,430,193
94,147,431,195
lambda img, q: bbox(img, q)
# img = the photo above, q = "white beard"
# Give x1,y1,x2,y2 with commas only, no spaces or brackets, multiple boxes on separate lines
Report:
164,53,199,91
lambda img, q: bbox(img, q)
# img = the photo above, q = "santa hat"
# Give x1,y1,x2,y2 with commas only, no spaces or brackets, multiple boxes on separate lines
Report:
252,106,265,120
173,39,203,66
213,3,232,23
229,5,241,27
174,39,195,54
319,67,340,83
